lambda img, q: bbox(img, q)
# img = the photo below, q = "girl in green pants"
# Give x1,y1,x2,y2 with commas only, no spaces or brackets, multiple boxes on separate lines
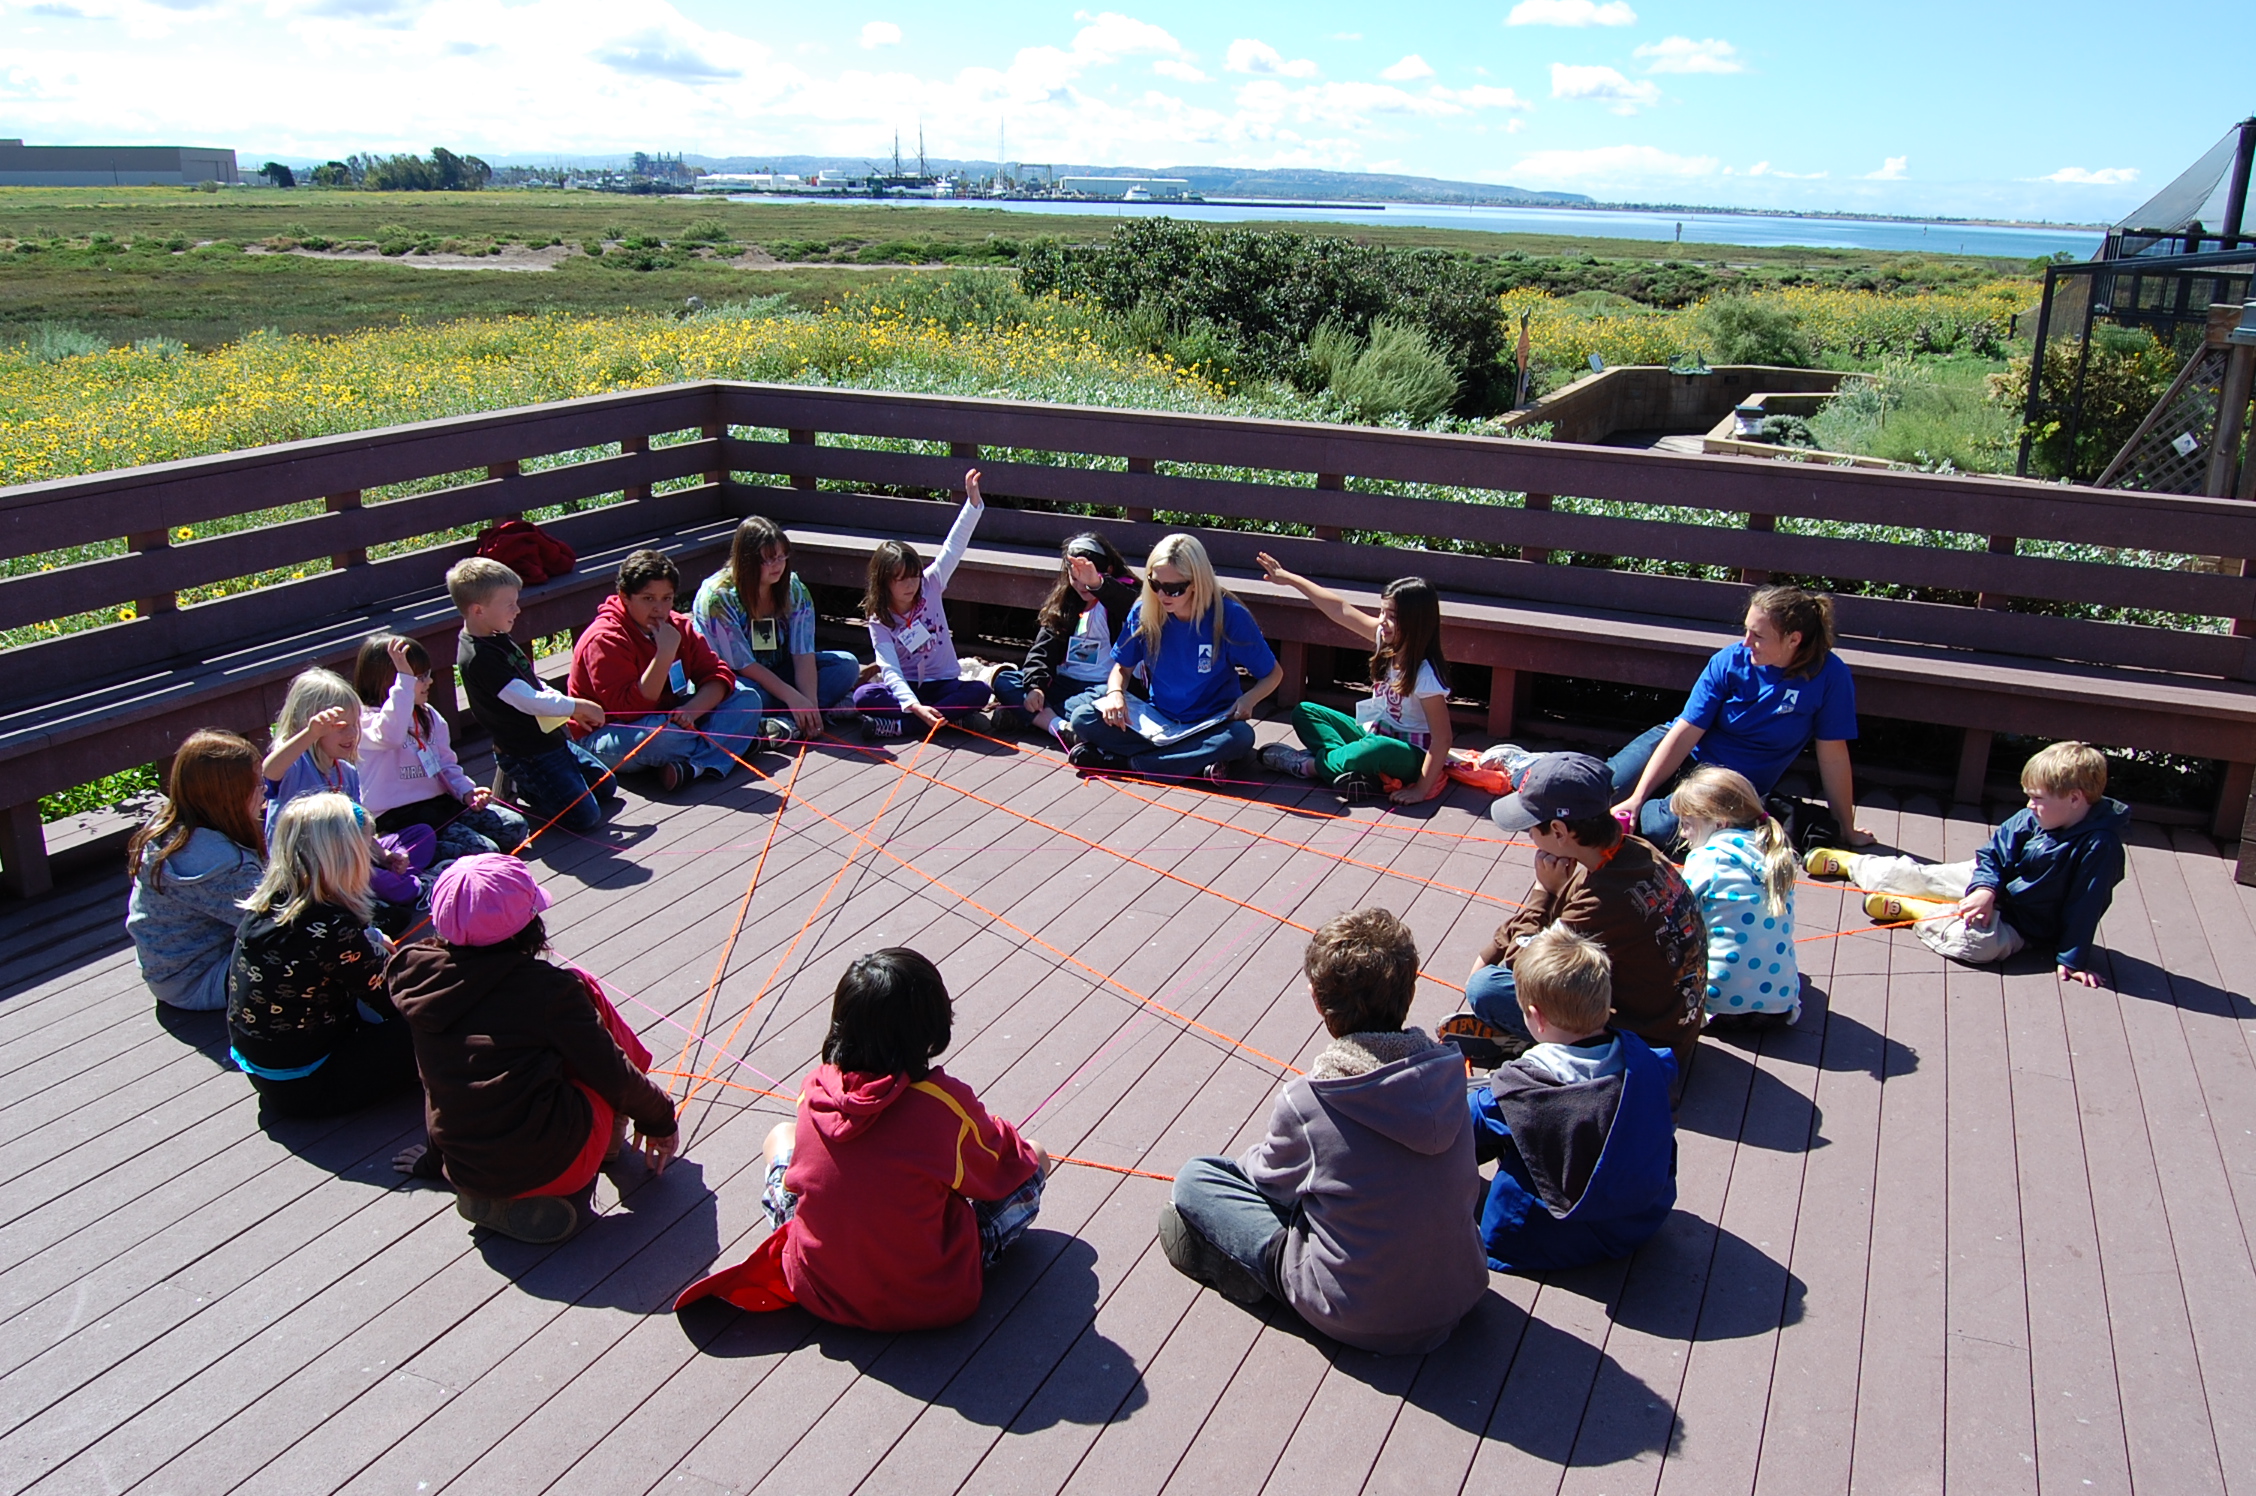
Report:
1254,554,1454,805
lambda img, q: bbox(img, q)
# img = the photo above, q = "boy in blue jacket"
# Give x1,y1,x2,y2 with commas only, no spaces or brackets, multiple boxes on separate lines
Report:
1806,741,2127,988
1468,925,1678,1273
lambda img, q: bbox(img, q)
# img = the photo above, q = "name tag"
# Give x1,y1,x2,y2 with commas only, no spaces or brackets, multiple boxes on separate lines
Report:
413,745,445,779
667,660,690,697
749,617,779,654
896,619,934,655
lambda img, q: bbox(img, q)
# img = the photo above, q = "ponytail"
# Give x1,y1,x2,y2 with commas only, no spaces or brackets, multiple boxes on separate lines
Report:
1753,813,1796,919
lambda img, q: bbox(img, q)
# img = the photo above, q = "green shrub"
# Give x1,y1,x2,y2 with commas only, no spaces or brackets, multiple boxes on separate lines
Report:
1324,317,1460,424
676,217,732,244
1991,326,2178,481
601,223,628,242
849,267,1033,328
1696,296,1814,366
1018,218,1507,412
1809,362,2022,474
132,336,190,360
13,322,105,361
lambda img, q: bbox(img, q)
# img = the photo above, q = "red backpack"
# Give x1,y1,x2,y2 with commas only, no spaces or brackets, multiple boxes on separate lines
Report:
473,519,576,588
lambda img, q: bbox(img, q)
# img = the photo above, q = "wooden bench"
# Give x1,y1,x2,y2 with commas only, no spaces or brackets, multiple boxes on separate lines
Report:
0,384,742,897
7,379,2256,896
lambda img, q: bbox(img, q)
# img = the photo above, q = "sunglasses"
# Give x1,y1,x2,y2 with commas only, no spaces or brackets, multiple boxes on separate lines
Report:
1151,578,1193,598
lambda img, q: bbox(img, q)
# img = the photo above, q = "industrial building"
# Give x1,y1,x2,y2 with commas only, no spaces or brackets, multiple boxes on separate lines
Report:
0,140,239,186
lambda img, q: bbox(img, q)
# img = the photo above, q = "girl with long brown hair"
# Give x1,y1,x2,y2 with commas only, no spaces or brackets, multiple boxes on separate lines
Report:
126,728,267,1011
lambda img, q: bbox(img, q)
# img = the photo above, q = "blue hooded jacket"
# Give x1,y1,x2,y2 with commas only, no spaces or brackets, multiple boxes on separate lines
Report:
1469,1028,1678,1273
1967,797,2128,970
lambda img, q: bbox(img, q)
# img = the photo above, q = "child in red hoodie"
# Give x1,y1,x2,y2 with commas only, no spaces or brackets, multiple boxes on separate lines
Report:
675,948,1050,1331
568,548,771,792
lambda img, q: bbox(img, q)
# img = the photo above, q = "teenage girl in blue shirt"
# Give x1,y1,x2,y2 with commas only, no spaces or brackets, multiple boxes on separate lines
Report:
1604,586,1873,851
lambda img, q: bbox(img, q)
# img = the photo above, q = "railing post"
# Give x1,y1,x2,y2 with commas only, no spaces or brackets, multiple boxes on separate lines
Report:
1276,639,1307,709
125,527,176,619
1125,457,1155,522
788,429,817,492
1953,728,1993,807
1312,472,1345,541
702,422,724,492
1520,494,1554,565
1740,512,1775,587
0,802,49,901
950,442,980,497
324,490,367,571
619,435,649,512
485,461,521,523
1977,534,2016,610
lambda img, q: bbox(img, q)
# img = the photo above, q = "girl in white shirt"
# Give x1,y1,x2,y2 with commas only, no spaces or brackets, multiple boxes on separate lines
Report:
847,469,991,739
355,634,531,861
1254,557,1454,805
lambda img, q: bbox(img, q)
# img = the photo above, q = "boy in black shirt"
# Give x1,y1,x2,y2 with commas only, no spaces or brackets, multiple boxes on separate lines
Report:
447,558,619,836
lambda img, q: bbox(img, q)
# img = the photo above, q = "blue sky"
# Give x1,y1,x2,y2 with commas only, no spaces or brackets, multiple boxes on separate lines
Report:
1,0,2246,220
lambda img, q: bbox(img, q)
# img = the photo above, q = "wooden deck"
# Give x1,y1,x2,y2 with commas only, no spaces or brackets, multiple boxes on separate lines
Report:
5,725,2256,1496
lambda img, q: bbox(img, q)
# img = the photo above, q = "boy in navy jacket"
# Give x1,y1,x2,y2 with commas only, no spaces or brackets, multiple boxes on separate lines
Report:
1469,925,1678,1273
1806,741,2127,986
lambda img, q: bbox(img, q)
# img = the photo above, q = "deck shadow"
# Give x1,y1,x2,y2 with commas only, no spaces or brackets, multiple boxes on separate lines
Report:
1673,1044,1826,1153
2100,950,2256,1021
153,1002,239,1071
471,1157,725,1308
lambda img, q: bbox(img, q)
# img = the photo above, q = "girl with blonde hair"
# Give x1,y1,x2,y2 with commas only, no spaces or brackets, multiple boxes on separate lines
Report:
227,792,419,1117
1669,765,1801,1030
1064,533,1285,783
126,728,266,1011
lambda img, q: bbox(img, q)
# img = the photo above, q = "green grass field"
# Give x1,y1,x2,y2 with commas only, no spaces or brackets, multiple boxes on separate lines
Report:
0,186,2031,348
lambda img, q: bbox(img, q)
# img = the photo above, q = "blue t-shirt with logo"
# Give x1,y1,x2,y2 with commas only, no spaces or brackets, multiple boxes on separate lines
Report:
1111,597,1279,726
1680,643,1857,794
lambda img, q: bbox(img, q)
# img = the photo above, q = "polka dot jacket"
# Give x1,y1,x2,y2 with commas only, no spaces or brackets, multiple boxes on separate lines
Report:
1682,832,1801,1018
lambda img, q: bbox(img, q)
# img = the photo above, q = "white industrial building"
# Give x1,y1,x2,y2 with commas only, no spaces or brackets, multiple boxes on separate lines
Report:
0,140,238,186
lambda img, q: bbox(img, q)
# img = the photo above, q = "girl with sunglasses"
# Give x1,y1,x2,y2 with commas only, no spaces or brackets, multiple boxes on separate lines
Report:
1065,533,1284,783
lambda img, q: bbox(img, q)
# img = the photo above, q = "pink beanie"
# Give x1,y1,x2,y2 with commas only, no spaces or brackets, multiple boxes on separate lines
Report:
430,854,552,947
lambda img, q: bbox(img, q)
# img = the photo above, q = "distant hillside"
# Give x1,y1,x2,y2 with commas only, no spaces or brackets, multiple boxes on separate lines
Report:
474,152,1586,207
1155,166,1587,206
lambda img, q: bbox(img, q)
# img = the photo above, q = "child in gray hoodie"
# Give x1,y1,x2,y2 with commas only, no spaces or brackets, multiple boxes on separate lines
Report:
1159,907,1490,1356
126,729,267,1011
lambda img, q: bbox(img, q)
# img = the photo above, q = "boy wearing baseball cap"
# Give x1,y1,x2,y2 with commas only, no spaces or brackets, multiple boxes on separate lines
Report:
1450,753,1707,1084
388,854,680,1244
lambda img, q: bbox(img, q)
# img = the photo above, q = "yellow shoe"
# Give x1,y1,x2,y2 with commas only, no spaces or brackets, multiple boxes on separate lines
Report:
1803,847,1852,879
1865,892,1951,924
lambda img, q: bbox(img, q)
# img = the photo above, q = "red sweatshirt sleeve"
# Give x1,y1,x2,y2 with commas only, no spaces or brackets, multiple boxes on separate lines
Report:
922,1071,1039,1201
569,613,654,716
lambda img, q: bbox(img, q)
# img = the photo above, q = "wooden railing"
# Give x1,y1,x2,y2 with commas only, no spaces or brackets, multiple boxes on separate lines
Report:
6,379,2256,892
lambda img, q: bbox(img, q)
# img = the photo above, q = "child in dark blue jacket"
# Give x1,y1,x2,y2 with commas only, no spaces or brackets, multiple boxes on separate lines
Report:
1467,925,1678,1273
1807,741,2127,987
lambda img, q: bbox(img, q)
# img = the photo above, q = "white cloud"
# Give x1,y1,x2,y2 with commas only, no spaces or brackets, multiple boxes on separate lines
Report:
1548,62,1659,113
1330,31,1363,41
595,25,741,80
1864,155,1908,180
1451,84,1533,110
1506,0,1635,27
1379,54,1434,81
1634,36,1741,74
858,19,898,48
1152,58,1208,82
1226,37,1317,77
2039,165,2139,185
1748,160,1825,179
1507,143,1719,185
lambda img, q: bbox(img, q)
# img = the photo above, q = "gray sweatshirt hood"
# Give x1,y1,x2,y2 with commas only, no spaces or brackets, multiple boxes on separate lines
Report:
1305,1030,1465,1156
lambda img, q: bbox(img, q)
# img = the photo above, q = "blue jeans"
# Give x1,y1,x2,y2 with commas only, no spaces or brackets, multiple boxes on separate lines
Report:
1065,697,1255,777
496,740,619,835
1607,722,1682,846
738,650,861,726
582,683,768,779
1168,1155,1289,1296
1465,963,1535,1040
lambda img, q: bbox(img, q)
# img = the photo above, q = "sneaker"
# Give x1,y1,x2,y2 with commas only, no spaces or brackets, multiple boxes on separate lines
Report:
863,713,905,742
1046,718,1075,751
654,761,688,794
1333,772,1379,805
1259,742,1318,779
1067,741,1127,776
1156,1202,1270,1305
758,719,796,746
1865,892,1950,924
1704,1008,1799,1035
1476,742,1538,782
1802,847,1852,880
1198,762,1230,787
455,1190,584,1244
1438,1011,1525,1070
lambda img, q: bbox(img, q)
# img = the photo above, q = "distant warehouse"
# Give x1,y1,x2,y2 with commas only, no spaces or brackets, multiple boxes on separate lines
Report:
1057,176,1193,201
0,139,239,186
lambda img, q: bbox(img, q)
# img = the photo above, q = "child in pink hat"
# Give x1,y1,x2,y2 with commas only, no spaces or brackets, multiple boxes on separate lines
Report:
387,854,681,1244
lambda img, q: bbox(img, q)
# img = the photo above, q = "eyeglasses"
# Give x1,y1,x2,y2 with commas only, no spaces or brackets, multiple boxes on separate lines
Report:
412,672,434,685
1151,578,1193,598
